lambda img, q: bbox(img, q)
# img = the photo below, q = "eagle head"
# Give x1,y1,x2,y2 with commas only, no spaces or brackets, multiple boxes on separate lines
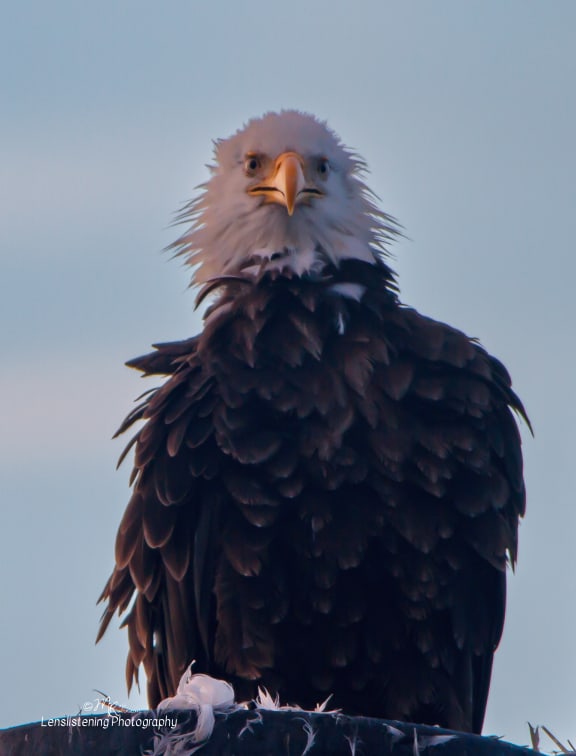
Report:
170,111,398,284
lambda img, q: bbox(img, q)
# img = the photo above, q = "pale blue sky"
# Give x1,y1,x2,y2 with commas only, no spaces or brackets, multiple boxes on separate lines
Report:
1,1,575,746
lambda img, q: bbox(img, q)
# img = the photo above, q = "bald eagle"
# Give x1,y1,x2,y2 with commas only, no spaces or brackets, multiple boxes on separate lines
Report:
98,111,528,734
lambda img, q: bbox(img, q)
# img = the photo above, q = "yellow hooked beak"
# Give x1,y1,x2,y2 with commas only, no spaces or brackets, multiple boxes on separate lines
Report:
248,152,321,216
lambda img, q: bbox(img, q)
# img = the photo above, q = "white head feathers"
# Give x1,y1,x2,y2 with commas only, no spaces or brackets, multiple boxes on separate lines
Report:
170,111,398,284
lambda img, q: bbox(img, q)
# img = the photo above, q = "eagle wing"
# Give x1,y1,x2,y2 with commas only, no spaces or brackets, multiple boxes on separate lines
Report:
376,305,528,731
97,336,223,703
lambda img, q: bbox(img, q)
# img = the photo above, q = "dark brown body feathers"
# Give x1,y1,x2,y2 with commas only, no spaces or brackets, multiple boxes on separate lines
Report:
98,259,527,733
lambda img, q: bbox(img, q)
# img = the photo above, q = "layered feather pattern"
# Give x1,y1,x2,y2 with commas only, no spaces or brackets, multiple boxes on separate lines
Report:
98,258,527,734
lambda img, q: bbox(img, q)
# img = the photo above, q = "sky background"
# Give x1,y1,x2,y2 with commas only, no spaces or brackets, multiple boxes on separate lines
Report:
1,0,575,747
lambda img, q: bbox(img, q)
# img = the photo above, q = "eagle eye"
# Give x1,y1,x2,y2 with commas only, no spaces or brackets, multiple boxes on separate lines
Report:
316,157,330,179
244,155,261,175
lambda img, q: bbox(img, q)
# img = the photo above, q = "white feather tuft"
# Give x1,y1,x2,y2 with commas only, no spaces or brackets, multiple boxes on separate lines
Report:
345,730,360,756
313,694,340,714
328,282,366,302
237,709,264,739
298,718,318,755
154,664,236,752
255,686,283,710
253,687,341,715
